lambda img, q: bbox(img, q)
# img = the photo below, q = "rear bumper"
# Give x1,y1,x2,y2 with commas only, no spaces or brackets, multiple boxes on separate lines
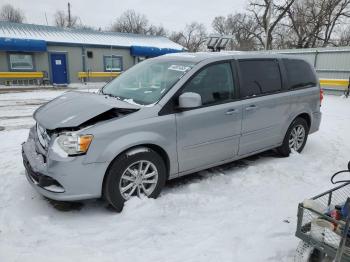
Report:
309,111,322,134
22,126,109,201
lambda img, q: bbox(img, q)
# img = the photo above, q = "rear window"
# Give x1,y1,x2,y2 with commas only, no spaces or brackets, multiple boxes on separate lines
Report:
283,59,317,89
239,60,282,98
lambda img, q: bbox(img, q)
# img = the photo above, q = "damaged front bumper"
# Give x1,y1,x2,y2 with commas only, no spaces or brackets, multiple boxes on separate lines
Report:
22,126,109,201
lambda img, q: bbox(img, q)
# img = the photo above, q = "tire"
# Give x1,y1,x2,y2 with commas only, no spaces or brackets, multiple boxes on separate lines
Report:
103,147,166,212
308,249,330,262
277,117,309,157
295,241,331,262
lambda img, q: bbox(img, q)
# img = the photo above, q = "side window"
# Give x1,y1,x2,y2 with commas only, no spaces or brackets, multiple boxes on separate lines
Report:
182,62,234,106
239,60,282,98
283,59,316,89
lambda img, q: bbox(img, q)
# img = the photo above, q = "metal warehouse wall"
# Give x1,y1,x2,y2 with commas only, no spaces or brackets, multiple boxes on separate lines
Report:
47,45,84,83
83,46,134,83
47,45,135,83
0,52,7,71
271,47,350,80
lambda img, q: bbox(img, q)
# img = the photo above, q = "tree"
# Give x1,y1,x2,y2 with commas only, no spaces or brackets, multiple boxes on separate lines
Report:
212,16,228,35
212,13,261,50
111,9,166,36
54,10,78,28
148,25,167,37
0,4,25,23
248,0,296,50
285,0,350,48
111,10,148,34
169,22,207,52
320,0,350,47
338,26,350,46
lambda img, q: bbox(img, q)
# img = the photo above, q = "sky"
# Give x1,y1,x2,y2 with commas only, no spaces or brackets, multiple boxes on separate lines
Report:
3,0,246,32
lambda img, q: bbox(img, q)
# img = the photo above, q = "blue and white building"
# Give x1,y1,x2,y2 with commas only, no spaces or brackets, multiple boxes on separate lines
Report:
0,22,183,85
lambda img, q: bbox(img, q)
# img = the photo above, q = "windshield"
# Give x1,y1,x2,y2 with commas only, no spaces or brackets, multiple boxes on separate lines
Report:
102,59,194,106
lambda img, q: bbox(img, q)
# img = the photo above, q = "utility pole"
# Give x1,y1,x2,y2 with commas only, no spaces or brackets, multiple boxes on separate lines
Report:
44,12,49,26
264,0,272,50
68,2,71,28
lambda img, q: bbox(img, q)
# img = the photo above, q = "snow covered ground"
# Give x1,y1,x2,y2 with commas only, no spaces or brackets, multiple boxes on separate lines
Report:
0,91,349,262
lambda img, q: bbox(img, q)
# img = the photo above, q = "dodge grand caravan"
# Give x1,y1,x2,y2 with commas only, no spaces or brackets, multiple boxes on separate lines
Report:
22,52,322,211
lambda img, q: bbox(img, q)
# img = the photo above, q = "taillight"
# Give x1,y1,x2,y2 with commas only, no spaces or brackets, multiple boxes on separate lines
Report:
320,89,324,105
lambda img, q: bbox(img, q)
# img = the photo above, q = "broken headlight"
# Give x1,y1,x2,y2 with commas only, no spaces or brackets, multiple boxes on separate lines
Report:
57,132,93,156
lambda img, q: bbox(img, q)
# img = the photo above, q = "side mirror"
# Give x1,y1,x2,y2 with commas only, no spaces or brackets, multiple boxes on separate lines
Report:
178,92,202,109
348,161,350,171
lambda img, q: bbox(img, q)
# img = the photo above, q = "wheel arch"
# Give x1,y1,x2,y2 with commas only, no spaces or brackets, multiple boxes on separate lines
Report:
101,144,171,197
296,113,311,129
280,111,312,146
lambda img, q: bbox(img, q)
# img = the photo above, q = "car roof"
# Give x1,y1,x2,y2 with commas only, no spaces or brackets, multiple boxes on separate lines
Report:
157,51,298,64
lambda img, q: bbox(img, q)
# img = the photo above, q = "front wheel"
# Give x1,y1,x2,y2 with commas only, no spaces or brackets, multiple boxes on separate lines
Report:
103,148,166,212
277,117,309,157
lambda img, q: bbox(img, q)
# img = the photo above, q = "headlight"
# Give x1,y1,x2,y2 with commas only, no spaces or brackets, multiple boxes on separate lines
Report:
57,132,93,156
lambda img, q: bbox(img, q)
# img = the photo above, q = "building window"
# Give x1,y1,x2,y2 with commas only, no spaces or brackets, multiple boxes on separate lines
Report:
9,53,34,71
104,56,122,72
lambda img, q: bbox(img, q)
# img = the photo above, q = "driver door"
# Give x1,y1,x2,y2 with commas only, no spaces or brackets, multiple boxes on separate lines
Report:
176,62,242,173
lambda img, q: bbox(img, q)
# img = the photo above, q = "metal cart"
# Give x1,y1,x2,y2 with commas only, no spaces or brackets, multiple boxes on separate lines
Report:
295,182,350,261
295,162,350,262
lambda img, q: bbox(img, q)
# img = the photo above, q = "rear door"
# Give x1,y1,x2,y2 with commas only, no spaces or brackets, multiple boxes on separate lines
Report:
176,62,242,172
238,59,291,155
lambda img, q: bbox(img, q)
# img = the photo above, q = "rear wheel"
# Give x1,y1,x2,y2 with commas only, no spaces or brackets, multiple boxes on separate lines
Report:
277,117,309,157
103,148,166,212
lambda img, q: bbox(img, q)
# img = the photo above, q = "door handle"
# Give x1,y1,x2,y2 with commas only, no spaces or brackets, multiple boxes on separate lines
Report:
245,105,258,111
225,109,238,115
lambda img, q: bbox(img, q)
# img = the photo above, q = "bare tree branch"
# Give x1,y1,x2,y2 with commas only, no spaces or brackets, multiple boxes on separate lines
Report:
247,0,296,49
54,9,78,28
111,9,167,36
0,4,25,23
169,22,207,52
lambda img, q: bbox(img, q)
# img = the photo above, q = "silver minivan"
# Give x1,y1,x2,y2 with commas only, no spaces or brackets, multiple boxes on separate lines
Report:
22,52,322,211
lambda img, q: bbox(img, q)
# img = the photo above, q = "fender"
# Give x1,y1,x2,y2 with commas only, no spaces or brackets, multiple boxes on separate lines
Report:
85,131,178,176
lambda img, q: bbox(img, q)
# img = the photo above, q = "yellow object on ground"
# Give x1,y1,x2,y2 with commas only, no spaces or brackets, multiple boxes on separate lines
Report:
0,72,44,79
319,79,349,88
78,72,121,78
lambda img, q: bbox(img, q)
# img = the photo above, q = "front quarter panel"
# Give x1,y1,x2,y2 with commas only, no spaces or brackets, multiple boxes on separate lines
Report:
82,107,178,178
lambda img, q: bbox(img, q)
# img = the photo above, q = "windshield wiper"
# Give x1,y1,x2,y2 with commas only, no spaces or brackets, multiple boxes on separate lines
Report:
103,93,131,103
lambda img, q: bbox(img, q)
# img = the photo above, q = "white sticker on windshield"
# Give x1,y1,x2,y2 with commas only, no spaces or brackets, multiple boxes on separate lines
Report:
168,65,191,72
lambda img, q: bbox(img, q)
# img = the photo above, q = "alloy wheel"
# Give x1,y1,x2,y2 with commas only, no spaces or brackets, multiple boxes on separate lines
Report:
289,124,306,151
119,160,159,200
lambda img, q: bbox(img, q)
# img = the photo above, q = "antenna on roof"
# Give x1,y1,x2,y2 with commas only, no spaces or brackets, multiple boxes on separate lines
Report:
44,13,49,26
206,34,232,52
68,2,72,28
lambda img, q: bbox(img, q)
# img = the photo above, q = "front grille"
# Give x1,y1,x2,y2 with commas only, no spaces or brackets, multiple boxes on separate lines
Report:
36,123,51,150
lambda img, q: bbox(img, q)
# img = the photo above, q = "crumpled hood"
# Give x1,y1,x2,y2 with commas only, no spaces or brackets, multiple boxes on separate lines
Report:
34,91,140,130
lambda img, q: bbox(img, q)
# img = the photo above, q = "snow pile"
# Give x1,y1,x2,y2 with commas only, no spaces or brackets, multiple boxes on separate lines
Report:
0,94,349,261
